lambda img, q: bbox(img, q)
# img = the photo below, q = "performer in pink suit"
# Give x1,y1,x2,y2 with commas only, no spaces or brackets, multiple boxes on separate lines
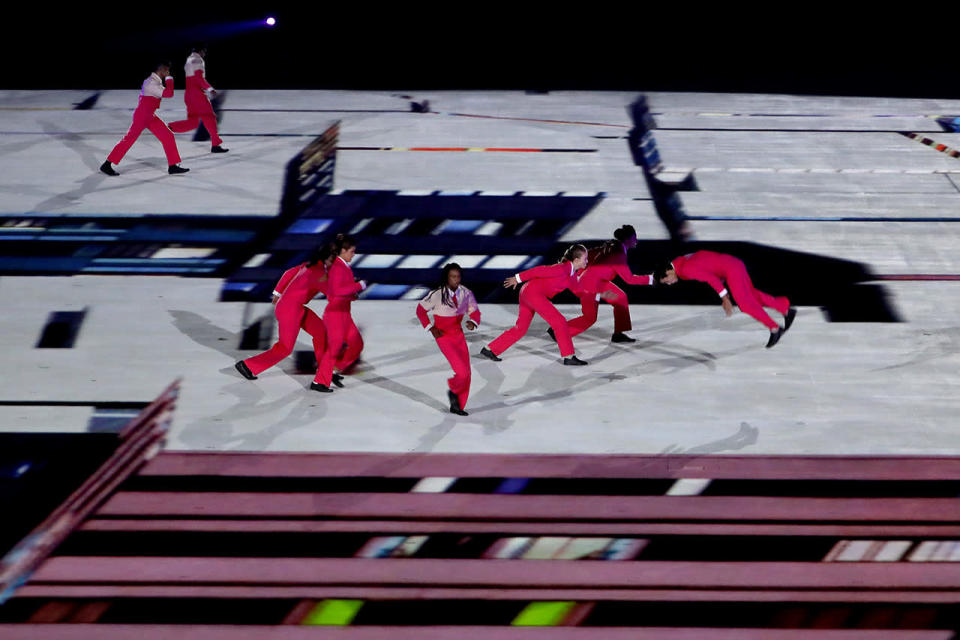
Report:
482,244,615,366
169,44,228,153
101,61,189,176
417,263,482,416
566,225,654,343
235,242,338,391
317,234,367,388
659,250,796,348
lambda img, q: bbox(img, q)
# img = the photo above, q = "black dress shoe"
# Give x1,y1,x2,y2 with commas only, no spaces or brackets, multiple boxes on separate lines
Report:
211,145,229,153
99,161,119,176
563,355,588,366
546,327,557,343
784,308,797,332
168,164,190,174
480,347,502,361
611,332,636,343
448,390,468,416
234,360,257,380
331,373,344,388
310,382,334,393
766,328,783,349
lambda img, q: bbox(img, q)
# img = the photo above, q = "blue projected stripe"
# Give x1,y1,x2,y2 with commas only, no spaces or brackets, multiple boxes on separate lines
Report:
441,220,485,233
288,219,333,234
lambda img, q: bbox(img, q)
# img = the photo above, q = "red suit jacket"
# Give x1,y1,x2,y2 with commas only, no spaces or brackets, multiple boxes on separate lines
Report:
274,262,328,307
515,261,591,298
579,250,653,292
671,250,738,298
325,257,364,312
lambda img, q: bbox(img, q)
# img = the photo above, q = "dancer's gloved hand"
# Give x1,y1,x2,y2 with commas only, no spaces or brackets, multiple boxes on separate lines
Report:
465,320,478,331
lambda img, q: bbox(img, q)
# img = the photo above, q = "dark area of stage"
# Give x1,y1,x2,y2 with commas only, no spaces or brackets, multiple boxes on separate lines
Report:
4,8,957,98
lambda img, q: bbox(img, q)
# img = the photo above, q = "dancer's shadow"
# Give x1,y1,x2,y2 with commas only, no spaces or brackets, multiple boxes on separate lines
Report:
168,310,246,361
354,362,449,414
27,121,166,212
569,421,761,478
177,383,329,450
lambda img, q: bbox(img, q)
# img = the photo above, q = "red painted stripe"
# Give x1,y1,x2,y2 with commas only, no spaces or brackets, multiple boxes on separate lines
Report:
141,452,960,480
15,584,960,604
96,492,960,522
79,518,960,537
0,625,948,640
31,556,960,589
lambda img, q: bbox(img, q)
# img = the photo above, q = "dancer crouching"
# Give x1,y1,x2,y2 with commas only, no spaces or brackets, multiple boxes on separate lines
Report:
481,244,614,366
235,242,336,390
566,224,654,343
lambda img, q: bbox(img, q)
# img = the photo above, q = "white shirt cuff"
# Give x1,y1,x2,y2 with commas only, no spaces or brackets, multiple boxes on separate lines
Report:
515,273,522,284
719,288,728,298
272,290,281,297
424,324,434,332
595,294,602,302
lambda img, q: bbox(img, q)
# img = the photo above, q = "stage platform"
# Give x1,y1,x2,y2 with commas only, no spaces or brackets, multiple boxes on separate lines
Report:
2,89,960,455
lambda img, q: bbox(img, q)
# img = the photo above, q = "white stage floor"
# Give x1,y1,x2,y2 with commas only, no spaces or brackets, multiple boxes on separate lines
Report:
2,89,960,455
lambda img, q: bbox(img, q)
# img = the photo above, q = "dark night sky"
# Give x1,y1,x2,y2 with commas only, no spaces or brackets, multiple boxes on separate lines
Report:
4,6,956,98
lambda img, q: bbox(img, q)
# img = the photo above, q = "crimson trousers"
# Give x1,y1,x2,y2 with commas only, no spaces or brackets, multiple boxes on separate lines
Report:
243,303,326,377
169,92,223,146
108,107,181,165
726,263,789,330
567,281,631,337
318,309,363,383
433,319,471,409
488,286,575,357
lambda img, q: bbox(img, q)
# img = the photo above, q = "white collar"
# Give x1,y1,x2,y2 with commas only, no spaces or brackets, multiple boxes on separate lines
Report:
569,262,575,275
150,72,163,82
448,287,460,297
338,256,349,266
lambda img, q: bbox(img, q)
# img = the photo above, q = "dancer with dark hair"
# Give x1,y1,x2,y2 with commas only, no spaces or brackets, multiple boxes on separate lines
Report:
235,242,337,390
100,61,189,176
565,224,654,343
169,43,228,153
658,250,796,348
417,263,481,416
481,245,613,366
317,234,367,388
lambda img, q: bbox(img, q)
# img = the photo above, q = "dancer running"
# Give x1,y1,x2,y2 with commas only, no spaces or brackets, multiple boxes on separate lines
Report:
481,244,614,366
659,250,796,348
235,242,338,391
565,224,654,343
317,234,367,387
417,263,481,416
100,61,189,176
169,43,228,154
